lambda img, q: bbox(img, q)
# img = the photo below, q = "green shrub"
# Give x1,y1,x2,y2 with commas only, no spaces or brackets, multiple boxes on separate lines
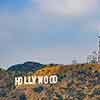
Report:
33,86,44,93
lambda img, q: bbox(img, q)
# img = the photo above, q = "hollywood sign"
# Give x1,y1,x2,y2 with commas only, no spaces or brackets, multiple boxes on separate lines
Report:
15,75,58,86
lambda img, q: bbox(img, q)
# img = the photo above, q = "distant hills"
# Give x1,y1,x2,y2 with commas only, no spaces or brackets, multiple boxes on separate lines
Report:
7,61,44,75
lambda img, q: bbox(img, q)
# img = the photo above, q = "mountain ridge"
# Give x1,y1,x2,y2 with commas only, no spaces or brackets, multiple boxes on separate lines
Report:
7,61,44,75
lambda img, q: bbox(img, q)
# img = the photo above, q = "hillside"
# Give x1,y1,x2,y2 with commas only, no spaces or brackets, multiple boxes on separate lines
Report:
0,68,15,99
15,64,100,100
1,63,100,99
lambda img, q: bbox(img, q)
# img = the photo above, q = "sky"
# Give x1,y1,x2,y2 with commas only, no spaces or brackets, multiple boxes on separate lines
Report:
0,0,100,68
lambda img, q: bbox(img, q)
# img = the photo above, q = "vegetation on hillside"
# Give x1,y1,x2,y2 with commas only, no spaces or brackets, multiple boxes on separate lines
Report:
0,68,16,99
16,64,100,100
1,63,100,100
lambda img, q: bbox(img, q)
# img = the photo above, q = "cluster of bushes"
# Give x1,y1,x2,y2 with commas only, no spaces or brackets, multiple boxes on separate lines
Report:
33,86,44,93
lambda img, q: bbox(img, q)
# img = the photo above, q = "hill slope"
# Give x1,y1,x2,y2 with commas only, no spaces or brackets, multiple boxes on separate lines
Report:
16,64,100,100
0,68,15,98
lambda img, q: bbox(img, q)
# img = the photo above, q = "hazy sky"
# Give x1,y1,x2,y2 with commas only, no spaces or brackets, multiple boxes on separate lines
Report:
0,0,100,68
